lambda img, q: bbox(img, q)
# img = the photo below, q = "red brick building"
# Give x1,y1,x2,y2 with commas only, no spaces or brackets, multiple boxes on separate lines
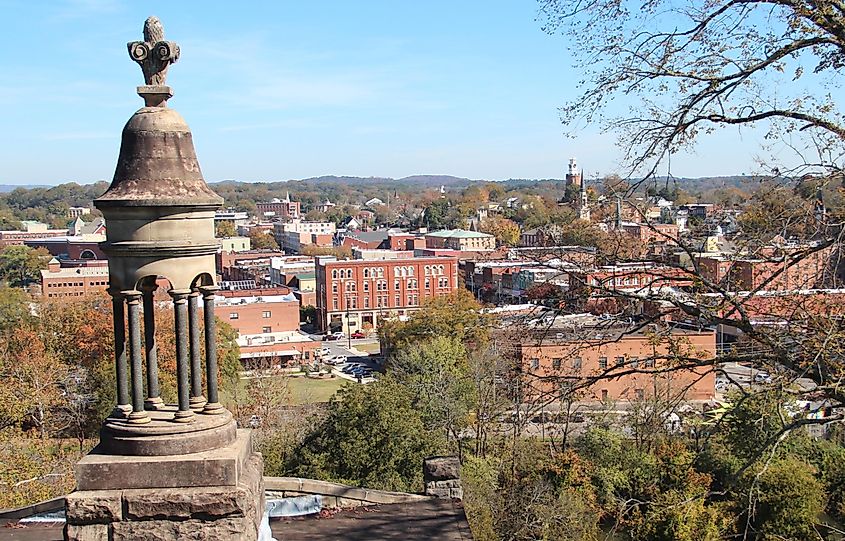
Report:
256,195,300,220
516,316,715,403
315,255,459,333
40,258,109,298
215,288,318,369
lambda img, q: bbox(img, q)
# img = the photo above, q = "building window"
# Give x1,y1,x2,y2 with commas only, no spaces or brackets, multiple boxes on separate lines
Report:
394,279,400,290
332,299,338,310
229,313,239,320
262,311,271,318
644,357,656,368
630,357,639,368
552,358,562,370
598,357,607,370
363,269,370,278
332,269,338,279
530,358,539,370
332,283,338,293
262,326,272,333
601,389,609,401
425,266,430,275
395,295,401,306
615,356,625,366
425,277,431,288
364,297,370,308
635,389,644,400
363,282,369,292
573,357,582,370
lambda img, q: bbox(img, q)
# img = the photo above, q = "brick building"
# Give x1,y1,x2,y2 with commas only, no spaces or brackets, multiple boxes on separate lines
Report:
40,258,110,298
568,263,694,294
516,315,715,403
25,236,106,260
315,255,459,333
256,194,301,220
215,288,318,368
274,221,336,254
695,243,835,291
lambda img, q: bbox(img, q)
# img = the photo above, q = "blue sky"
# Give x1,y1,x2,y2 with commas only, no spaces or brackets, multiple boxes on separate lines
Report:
0,0,768,185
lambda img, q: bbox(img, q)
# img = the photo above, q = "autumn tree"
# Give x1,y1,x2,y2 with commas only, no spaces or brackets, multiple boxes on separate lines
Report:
480,215,521,246
214,220,236,238
248,228,279,250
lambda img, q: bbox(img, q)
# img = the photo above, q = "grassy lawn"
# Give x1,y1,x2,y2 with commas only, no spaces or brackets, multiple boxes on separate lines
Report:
286,375,348,404
354,341,381,354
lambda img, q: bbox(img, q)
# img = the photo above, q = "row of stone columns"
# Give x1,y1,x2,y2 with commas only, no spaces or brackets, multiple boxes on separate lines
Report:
110,285,223,425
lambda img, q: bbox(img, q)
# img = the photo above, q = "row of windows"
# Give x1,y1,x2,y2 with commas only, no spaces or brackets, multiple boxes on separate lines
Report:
528,356,655,370
229,310,273,320
332,278,451,294
47,280,107,288
331,293,443,311
591,276,642,287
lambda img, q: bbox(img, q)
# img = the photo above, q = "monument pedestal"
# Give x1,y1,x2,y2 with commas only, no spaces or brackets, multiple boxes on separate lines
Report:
65,429,264,541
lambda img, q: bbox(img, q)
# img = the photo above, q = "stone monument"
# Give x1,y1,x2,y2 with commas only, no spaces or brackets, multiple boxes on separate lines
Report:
64,16,265,541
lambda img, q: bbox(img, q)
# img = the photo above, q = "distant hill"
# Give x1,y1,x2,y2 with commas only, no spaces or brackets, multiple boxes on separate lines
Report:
210,174,479,188
0,184,49,193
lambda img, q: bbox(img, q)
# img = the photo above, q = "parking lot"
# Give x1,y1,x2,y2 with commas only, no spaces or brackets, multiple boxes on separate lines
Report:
312,333,382,383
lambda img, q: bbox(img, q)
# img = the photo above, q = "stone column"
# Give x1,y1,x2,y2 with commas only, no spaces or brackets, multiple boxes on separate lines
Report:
201,286,224,414
141,283,163,410
171,290,195,423
109,289,131,418
124,291,150,425
188,290,206,410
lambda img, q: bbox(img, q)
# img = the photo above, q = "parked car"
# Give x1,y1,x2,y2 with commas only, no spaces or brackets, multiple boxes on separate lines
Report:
315,347,332,358
325,355,347,365
341,364,362,374
351,331,366,339
754,372,772,384
324,332,345,341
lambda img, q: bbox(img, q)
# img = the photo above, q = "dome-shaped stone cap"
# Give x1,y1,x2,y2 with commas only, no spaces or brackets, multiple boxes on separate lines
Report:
95,107,223,208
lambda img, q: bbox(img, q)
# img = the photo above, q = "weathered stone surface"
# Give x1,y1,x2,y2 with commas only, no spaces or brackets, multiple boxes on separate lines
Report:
111,517,252,541
423,456,460,482
76,428,252,490
65,490,122,524
426,479,462,489
425,487,452,498
123,488,244,520
64,523,109,541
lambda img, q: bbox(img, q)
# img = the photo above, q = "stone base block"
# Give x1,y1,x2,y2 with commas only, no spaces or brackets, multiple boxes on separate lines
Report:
65,429,264,541
75,427,251,490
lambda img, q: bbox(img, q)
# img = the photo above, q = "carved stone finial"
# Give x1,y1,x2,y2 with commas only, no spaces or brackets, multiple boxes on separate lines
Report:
128,16,180,106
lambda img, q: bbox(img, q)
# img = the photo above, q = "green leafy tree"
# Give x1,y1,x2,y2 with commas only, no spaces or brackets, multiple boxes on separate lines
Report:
743,458,826,540
388,336,475,451
291,380,441,491
0,246,49,287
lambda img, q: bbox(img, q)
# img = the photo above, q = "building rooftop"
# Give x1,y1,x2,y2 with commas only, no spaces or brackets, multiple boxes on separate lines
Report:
215,292,298,306
41,266,109,279
426,229,493,239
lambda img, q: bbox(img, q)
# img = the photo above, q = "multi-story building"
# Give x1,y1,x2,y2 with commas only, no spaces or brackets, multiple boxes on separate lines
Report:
425,229,495,251
219,236,251,253
25,236,106,260
213,210,249,229
256,194,300,220
67,206,91,218
515,314,715,403
273,220,336,253
0,223,69,248
315,255,459,333
568,263,694,294
694,243,835,291
215,288,318,369
40,258,110,298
